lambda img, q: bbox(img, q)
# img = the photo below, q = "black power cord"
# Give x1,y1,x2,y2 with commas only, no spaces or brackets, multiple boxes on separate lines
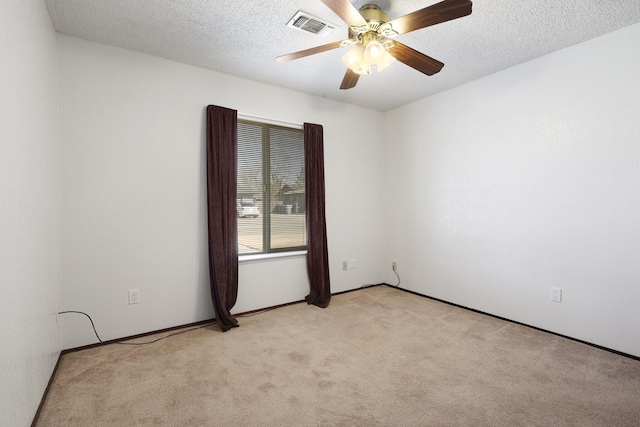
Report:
58,311,216,346
392,268,401,288
360,265,401,289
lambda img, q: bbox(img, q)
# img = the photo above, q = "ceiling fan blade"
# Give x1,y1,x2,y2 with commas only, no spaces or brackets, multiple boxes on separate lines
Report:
276,41,342,63
386,0,472,36
321,0,367,27
388,42,444,76
340,69,360,90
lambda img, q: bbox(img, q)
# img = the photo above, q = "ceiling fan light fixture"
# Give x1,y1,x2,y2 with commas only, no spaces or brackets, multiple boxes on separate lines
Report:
353,63,372,75
342,45,363,69
379,23,399,38
357,39,394,73
363,39,384,64
375,51,396,72
342,46,372,74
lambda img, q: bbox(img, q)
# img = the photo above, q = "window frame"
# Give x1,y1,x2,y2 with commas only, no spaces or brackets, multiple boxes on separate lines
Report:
237,118,307,257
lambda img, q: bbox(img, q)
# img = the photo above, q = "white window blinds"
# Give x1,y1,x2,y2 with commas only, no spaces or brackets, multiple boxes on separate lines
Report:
237,120,306,254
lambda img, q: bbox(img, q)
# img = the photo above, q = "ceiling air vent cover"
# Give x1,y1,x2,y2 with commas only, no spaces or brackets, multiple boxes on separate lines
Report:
286,11,336,37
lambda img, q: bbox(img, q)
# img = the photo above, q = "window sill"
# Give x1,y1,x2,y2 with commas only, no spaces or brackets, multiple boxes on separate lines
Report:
239,250,307,263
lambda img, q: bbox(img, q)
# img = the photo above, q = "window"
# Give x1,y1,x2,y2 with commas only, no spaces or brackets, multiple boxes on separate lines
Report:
237,119,306,255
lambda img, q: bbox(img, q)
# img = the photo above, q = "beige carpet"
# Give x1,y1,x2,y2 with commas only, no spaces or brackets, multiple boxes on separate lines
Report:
36,286,640,426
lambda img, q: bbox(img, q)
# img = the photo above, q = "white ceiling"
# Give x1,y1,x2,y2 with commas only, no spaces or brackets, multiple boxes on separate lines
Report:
44,0,640,112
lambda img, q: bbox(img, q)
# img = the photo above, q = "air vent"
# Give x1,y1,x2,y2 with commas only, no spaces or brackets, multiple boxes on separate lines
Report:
286,11,336,37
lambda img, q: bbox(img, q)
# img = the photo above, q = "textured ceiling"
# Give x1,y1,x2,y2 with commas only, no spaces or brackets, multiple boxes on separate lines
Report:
44,0,640,111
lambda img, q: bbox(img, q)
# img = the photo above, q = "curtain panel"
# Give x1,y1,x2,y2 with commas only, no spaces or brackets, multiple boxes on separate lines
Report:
206,105,240,331
304,123,331,307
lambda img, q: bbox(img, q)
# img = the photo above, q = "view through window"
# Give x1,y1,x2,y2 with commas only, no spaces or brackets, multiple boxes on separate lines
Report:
237,119,306,255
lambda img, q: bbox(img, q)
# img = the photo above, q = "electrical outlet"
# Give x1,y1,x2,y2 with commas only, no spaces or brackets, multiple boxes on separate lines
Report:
550,287,562,302
349,258,356,269
129,289,140,305
392,262,397,271
342,261,348,271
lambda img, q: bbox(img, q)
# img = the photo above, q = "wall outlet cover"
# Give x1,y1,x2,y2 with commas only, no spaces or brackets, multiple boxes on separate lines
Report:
550,287,562,302
129,289,140,304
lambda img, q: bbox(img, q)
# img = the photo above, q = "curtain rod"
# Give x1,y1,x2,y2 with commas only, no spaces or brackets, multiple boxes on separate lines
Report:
238,112,303,130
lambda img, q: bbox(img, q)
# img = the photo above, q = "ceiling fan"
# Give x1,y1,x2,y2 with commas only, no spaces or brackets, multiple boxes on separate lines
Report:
277,0,472,90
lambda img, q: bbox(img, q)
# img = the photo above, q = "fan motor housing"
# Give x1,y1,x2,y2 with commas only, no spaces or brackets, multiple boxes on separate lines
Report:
359,4,390,26
346,4,391,40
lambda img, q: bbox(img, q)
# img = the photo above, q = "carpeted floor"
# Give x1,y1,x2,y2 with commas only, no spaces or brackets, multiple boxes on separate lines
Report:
36,286,640,426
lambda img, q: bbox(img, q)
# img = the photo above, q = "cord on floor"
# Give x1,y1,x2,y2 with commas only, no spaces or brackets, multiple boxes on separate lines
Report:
57,311,215,346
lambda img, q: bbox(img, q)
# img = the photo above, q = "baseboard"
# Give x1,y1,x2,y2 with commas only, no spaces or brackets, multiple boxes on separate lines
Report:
387,284,640,362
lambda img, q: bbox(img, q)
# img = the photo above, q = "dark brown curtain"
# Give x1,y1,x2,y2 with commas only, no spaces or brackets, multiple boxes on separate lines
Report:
304,123,331,307
206,105,239,331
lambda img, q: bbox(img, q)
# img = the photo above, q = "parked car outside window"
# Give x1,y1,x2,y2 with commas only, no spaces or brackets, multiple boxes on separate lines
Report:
237,202,260,218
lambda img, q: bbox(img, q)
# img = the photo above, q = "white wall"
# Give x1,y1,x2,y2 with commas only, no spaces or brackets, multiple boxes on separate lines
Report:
0,0,61,425
385,24,640,357
58,35,387,349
